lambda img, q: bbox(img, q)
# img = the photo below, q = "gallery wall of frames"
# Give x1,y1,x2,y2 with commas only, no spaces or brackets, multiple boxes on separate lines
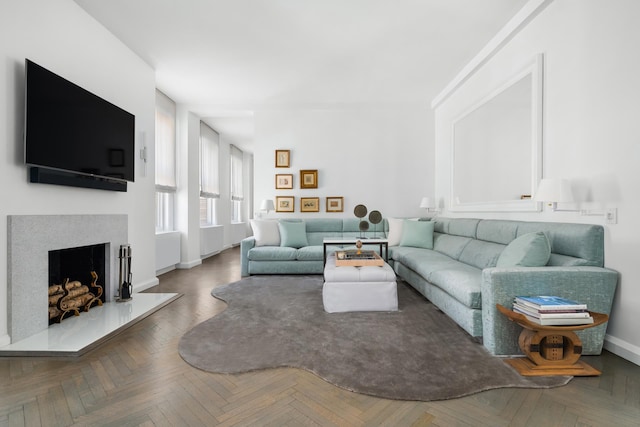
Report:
273,149,343,213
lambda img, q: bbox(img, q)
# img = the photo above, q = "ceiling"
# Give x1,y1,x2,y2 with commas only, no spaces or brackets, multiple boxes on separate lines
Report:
74,0,529,151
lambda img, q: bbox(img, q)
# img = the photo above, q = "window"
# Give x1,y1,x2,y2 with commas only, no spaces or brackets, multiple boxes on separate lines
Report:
155,90,177,232
200,197,218,226
200,123,220,225
230,145,244,223
156,192,174,231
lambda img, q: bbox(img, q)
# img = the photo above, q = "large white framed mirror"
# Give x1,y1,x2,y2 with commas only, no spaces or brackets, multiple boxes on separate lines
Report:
450,54,543,212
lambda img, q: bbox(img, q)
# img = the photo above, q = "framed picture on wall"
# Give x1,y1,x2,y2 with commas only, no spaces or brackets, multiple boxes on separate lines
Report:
276,196,295,212
300,169,318,189
301,197,320,212
326,196,344,213
275,174,293,189
275,150,290,168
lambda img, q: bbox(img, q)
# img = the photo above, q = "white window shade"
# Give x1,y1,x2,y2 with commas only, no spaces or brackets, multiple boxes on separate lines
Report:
155,90,176,192
230,145,244,201
200,122,220,198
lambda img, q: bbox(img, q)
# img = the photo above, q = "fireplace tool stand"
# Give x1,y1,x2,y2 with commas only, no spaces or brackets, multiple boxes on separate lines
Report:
117,244,133,302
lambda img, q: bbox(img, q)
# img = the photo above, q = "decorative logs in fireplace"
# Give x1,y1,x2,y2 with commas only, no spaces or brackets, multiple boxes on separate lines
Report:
48,271,103,324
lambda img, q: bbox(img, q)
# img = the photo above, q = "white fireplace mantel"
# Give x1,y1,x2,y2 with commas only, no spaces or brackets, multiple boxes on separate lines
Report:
7,214,127,343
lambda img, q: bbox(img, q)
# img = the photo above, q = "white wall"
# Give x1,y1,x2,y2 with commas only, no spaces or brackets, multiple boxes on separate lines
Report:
0,0,158,345
253,108,433,220
434,0,640,364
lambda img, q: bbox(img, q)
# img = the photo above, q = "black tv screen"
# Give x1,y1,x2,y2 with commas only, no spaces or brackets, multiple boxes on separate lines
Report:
24,59,135,184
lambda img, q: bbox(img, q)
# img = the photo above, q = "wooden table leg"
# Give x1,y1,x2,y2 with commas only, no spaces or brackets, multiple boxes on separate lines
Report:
505,328,601,376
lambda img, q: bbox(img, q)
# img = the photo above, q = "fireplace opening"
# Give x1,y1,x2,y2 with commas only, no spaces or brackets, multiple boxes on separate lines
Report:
48,243,107,324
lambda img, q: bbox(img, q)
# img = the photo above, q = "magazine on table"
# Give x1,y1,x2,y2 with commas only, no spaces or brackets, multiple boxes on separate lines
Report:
513,303,590,319
516,311,594,326
514,295,587,311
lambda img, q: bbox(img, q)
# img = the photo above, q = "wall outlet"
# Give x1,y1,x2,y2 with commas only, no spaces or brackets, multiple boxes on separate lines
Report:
606,208,618,224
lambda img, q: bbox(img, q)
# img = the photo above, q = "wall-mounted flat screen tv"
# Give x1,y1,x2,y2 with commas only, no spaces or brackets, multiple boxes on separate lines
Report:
24,59,135,189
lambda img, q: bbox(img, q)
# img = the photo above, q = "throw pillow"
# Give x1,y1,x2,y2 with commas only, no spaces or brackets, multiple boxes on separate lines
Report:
278,220,309,248
386,218,404,246
399,220,434,249
496,231,551,267
250,219,280,246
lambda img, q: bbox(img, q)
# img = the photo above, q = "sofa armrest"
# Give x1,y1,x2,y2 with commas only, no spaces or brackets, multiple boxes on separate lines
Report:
481,266,618,355
240,237,256,277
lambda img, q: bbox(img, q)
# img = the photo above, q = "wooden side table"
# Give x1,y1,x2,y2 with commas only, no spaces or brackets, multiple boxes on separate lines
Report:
496,304,609,376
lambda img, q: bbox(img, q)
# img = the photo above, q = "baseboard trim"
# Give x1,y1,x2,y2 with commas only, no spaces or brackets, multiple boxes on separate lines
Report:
604,334,640,366
178,259,203,269
156,265,176,276
134,277,160,293
201,250,221,260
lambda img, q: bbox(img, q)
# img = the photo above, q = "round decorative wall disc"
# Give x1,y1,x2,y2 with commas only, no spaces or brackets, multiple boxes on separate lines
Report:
369,210,382,224
354,204,368,218
359,220,370,231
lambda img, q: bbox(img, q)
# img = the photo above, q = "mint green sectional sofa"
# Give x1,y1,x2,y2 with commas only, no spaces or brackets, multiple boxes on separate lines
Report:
392,218,617,356
240,217,617,356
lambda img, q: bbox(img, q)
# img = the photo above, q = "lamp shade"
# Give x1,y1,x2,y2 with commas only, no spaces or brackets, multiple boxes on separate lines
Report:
260,199,275,212
419,197,435,209
533,179,574,203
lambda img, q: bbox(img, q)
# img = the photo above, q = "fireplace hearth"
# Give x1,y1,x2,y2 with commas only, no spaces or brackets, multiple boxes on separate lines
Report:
3,214,179,356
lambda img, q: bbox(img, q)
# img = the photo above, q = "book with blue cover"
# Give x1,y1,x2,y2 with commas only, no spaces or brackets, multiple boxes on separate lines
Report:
513,303,590,318
515,295,587,311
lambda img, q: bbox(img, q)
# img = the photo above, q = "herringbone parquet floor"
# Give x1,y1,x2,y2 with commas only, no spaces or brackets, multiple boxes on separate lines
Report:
1,247,639,426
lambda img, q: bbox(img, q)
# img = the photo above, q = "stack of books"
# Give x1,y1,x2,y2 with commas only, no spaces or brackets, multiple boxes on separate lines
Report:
513,295,594,325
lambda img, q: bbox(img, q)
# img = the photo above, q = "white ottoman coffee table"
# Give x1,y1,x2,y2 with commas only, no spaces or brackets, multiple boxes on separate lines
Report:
322,255,398,313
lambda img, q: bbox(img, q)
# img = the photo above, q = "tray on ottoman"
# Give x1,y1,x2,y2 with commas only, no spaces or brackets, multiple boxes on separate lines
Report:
334,250,384,267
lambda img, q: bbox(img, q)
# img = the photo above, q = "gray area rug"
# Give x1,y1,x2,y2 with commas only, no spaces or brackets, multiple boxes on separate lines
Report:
179,276,570,401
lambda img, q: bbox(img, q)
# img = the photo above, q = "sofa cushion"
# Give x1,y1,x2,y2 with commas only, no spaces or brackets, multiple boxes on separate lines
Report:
548,253,592,266
390,246,430,265
279,221,309,248
496,231,551,267
515,222,603,266
433,233,472,260
399,220,434,249
427,264,482,309
305,218,344,233
476,220,519,245
305,219,344,245
392,247,464,280
248,246,297,261
458,240,505,269
341,218,385,239
447,218,480,238
307,232,343,246
250,219,280,246
296,245,324,261
386,218,404,246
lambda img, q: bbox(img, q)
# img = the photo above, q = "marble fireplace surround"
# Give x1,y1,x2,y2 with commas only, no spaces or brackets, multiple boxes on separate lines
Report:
8,214,127,343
